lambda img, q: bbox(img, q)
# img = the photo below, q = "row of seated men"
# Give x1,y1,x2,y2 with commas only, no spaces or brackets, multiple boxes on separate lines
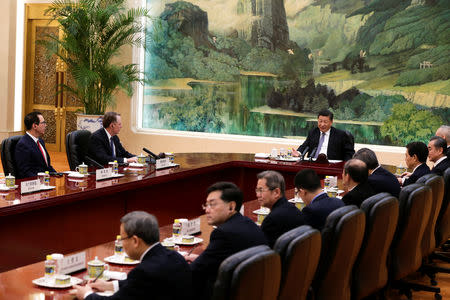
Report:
13,111,137,179
70,155,449,300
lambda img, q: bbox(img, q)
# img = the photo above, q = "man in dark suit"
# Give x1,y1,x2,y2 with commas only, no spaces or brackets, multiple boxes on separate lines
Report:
14,111,56,179
73,211,192,300
294,169,344,230
436,125,450,157
88,112,137,165
185,182,267,299
353,148,400,198
428,136,450,176
342,159,375,207
256,170,304,247
293,109,355,161
399,141,430,187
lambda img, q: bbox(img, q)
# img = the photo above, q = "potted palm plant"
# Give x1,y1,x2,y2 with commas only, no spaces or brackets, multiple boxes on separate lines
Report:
43,0,150,131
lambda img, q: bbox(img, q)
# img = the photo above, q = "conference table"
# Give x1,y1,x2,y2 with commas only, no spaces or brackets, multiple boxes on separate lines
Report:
0,153,345,273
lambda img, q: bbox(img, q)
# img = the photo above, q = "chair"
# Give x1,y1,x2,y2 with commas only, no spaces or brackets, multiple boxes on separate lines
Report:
435,168,450,248
345,130,355,149
212,245,281,300
65,130,92,171
0,135,22,176
273,225,321,300
388,183,440,299
312,205,366,300
352,193,399,300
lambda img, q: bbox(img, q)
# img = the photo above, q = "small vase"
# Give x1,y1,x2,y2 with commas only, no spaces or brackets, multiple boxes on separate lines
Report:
76,114,103,132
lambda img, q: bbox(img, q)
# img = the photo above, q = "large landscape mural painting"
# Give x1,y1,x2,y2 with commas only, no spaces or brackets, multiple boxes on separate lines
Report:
142,0,449,146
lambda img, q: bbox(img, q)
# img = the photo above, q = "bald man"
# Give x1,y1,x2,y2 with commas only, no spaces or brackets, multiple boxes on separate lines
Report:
342,159,375,207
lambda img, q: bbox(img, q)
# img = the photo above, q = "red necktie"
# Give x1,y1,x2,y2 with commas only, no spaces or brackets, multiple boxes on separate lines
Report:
37,140,48,166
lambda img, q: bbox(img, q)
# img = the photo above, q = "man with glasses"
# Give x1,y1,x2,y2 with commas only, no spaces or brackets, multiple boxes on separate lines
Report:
185,182,267,300
88,112,138,165
72,211,192,300
15,111,57,179
294,169,344,230
256,170,303,247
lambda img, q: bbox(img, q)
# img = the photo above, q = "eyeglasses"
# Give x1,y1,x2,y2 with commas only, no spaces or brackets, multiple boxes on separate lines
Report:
202,202,219,210
255,188,273,194
119,235,133,241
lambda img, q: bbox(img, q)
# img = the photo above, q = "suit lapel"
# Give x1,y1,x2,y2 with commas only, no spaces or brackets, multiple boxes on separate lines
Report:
99,129,113,155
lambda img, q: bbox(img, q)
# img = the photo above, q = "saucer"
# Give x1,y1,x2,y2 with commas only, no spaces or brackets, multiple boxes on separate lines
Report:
33,276,83,289
0,184,18,191
104,255,139,265
254,153,270,159
165,237,204,245
253,208,270,215
275,156,299,162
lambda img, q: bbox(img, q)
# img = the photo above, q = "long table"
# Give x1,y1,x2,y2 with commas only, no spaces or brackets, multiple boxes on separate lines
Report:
0,153,344,272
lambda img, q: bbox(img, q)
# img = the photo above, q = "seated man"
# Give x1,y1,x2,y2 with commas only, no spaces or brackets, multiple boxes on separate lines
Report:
15,111,56,179
353,148,400,198
256,170,304,247
342,159,375,207
185,182,267,300
73,211,192,300
294,169,344,230
436,125,450,157
428,136,450,176
399,141,430,187
293,109,354,161
88,112,137,165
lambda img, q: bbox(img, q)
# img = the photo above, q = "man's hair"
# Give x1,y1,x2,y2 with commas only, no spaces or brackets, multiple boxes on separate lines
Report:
353,148,379,170
318,109,333,121
103,112,120,128
206,181,243,212
437,125,450,143
430,136,447,154
406,141,428,163
344,159,368,183
257,170,286,197
24,111,42,130
120,211,159,245
294,169,321,192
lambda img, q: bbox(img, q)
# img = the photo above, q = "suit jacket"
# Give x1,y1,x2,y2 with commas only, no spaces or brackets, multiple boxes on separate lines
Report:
190,213,267,299
86,243,192,300
342,181,376,207
431,157,450,176
297,127,355,161
301,193,345,230
261,197,305,247
88,128,134,165
403,163,431,187
14,134,56,179
368,166,401,198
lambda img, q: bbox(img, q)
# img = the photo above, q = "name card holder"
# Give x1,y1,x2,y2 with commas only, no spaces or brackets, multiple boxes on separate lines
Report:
60,252,86,275
96,168,113,181
180,218,201,235
21,179,41,194
156,158,170,170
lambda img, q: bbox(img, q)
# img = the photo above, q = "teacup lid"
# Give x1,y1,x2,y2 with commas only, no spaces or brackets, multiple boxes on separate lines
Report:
6,173,14,179
138,153,146,157
88,256,104,266
79,162,87,167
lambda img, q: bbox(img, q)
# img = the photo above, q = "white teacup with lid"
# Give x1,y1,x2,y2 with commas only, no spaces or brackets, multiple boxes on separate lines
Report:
76,162,88,175
5,174,15,188
87,256,109,278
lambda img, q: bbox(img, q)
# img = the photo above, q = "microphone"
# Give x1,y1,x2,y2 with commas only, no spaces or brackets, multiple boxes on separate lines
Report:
309,147,317,162
143,148,158,159
85,155,104,169
300,146,309,160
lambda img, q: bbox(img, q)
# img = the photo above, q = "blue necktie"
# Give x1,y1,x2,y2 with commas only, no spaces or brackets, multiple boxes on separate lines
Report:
110,137,116,157
315,132,325,158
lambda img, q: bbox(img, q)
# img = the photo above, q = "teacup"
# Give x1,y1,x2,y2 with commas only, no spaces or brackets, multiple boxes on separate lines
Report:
162,240,176,250
137,154,146,164
87,256,109,278
75,163,88,175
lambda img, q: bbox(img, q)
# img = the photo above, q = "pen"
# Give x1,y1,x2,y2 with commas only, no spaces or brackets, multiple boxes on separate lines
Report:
185,244,198,257
92,269,104,283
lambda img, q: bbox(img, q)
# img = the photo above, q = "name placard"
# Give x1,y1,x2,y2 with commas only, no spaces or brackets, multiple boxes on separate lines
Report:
96,168,112,181
156,157,170,170
60,252,86,275
180,218,201,235
21,179,41,194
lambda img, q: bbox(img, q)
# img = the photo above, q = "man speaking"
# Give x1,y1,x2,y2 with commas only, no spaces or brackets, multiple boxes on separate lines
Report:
293,109,355,161
88,112,138,165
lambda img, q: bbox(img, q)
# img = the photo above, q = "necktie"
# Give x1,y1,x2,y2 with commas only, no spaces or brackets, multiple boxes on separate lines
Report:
110,137,116,157
315,132,326,159
37,140,48,166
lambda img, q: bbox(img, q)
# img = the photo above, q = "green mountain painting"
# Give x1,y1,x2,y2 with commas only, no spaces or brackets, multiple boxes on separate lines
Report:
142,0,449,146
